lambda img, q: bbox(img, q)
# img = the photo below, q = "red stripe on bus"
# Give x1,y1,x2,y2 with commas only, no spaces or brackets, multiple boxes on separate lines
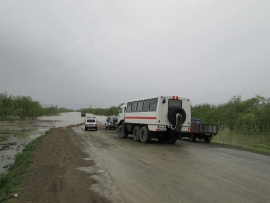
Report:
125,116,156,120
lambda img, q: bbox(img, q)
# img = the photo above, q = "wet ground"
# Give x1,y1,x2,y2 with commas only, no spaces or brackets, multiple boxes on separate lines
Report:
0,112,105,174
3,112,270,202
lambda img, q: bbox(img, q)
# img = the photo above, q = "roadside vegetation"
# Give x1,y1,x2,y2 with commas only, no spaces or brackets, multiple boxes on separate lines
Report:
0,132,46,202
191,95,270,151
191,95,270,134
0,91,73,146
0,92,73,121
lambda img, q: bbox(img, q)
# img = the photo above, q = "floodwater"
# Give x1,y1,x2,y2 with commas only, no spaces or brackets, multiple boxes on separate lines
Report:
213,129,270,151
38,112,108,127
0,112,107,174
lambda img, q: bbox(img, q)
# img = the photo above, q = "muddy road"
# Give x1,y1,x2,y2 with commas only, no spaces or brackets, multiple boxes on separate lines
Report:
12,113,270,202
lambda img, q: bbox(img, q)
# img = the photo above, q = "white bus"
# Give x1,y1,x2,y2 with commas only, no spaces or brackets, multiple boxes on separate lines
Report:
117,95,191,144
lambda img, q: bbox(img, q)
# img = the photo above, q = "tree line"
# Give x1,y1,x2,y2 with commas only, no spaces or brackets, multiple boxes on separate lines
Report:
192,95,270,134
0,92,72,120
80,95,270,135
2,91,269,134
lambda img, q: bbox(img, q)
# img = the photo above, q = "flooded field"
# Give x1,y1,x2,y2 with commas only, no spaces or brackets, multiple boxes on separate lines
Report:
213,130,270,152
0,112,107,174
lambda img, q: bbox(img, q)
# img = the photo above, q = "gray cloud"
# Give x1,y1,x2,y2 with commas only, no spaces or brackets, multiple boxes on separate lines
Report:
1,0,269,109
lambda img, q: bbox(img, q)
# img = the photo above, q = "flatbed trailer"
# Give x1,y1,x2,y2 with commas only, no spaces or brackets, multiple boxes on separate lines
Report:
180,118,218,143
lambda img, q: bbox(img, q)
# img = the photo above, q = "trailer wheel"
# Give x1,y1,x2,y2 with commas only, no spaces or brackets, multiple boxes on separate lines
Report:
205,137,211,143
165,133,178,144
190,134,196,142
167,107,186,125
140,126,151,143
118,124,128,138
133,126,141,142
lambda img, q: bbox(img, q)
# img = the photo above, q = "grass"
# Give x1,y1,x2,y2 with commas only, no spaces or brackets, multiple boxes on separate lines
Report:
0,121,36,141
0,126,12,142
212,130,270,153
254,144,270,150
0,131,47,202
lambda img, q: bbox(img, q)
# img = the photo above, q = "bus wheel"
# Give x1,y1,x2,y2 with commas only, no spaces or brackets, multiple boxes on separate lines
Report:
133,126,141,142
140,126,151,143
165,133,177,144
118,124,128,138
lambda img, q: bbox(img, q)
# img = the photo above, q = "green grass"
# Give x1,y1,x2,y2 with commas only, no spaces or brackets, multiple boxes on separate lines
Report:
254,144,270,150
212,130,270,153
0,131,47,202
0,126,12,142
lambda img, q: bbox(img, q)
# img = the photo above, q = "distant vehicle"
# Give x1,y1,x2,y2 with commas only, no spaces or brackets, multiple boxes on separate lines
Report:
81,112,86,117
117,95,191,144
105,116,118,130
180,118,218,143
85,117,97,131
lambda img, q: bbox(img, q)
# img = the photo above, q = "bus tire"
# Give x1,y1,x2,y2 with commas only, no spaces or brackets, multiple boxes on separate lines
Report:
133,126,141,142
118,124,128,138
165,133,177,144
140,126,151,143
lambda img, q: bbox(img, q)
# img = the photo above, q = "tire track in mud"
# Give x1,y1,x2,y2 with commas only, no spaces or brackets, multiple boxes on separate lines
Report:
71,126,171,203
70,126,125,202
70,125,270,203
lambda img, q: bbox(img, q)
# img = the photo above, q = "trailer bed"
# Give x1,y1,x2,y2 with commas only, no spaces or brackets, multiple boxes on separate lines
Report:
190,123,218,135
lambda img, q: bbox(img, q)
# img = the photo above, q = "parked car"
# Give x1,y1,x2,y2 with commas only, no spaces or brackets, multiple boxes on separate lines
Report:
85,117,97,131
81,112,86,117
105,116,118,130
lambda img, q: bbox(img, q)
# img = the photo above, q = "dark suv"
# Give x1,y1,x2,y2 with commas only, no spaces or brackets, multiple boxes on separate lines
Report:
81,112,86,117
105,116,118,130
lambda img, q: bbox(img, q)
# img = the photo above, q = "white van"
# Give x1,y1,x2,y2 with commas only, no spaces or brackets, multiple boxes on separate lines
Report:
85,117,98,131
117,95,191,144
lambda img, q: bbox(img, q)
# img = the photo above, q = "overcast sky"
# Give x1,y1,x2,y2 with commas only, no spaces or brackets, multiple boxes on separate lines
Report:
1,1,269,110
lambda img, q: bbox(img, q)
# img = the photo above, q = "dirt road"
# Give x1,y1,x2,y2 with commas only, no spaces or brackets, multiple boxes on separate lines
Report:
12,120,270,203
